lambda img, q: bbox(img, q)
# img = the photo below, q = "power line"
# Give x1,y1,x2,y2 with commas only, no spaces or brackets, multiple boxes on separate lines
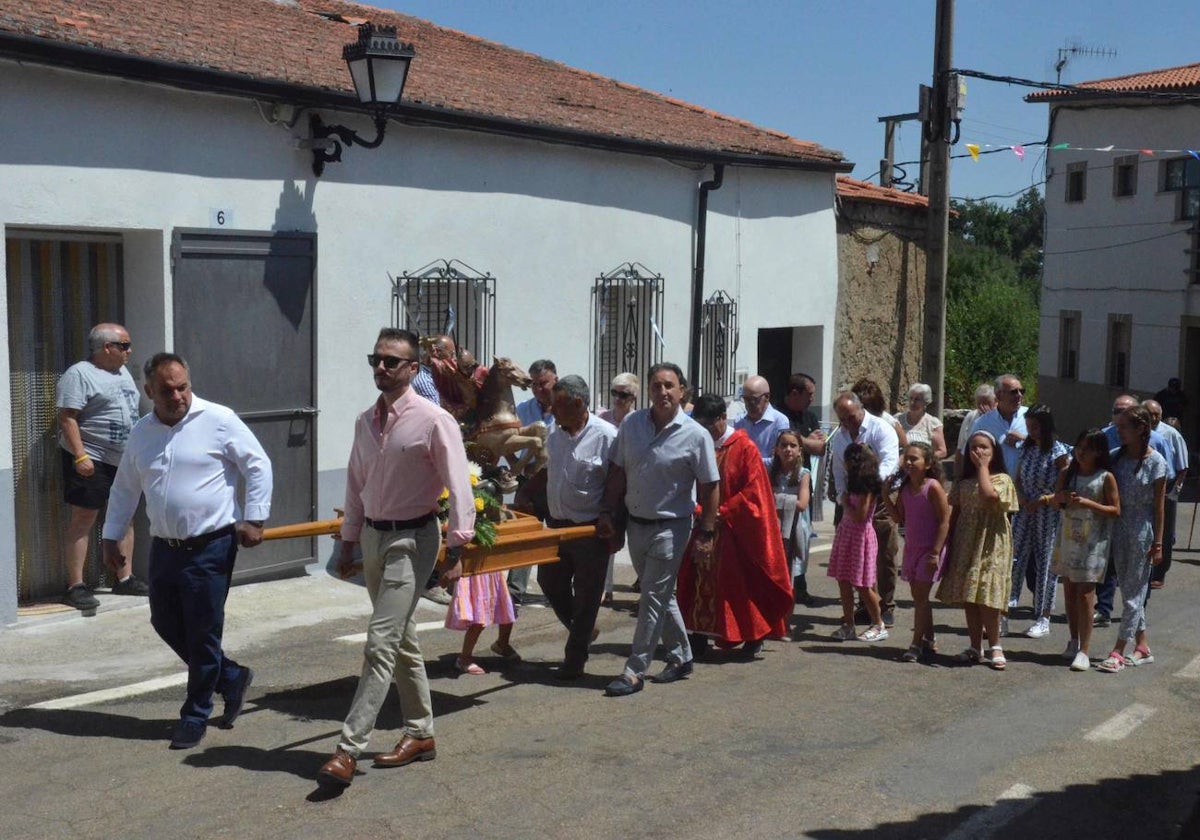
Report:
1043,228,1186,256
953,68,1200,103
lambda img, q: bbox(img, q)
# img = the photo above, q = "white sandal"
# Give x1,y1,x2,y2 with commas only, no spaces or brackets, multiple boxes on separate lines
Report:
989,647,1007,670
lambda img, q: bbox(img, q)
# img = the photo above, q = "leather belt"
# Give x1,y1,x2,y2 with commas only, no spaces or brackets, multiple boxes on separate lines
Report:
546,516,598,529
156,524,236,551
365,511,438,531
627,513,686,526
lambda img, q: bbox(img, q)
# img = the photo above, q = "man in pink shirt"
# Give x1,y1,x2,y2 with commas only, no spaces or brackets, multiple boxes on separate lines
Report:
318,328,475,789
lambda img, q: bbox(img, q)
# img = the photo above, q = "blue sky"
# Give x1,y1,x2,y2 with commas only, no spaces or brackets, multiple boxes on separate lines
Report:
378,0,1200,205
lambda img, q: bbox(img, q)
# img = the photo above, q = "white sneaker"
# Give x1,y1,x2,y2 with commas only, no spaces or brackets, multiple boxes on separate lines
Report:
1025,617,1050,639
1070,650,1091,671
1061,639,1080,659
1007,597,1019,610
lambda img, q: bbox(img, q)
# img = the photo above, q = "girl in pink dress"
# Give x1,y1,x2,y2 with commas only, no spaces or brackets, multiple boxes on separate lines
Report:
445,569,517,674
828,443,884,642
884,442,950,662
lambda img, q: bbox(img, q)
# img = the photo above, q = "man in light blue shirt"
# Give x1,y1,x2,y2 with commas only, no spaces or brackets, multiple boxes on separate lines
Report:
734,375,790,466
964,374,1028,477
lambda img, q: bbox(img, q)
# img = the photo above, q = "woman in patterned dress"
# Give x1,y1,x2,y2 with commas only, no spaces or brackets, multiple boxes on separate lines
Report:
1097,406,1167,673
1010,405,1070,639
936,431,1019,669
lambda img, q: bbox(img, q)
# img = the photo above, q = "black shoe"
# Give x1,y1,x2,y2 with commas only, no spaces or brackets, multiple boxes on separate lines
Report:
219,667,254,728
169,719,206,750
556,663,584,681
111,575,149,596
64,584,99,611
650,659,694,684
604,675,643,697
881,609,896,628
742,640,764,658
1093,612,1111,628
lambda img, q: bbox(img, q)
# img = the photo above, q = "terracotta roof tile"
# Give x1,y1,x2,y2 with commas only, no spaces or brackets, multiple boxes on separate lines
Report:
836,176,929,209
1027,61,1200,102
0,0,848,167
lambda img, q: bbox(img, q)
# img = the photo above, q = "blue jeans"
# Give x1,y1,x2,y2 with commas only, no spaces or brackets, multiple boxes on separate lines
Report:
149,532,245,725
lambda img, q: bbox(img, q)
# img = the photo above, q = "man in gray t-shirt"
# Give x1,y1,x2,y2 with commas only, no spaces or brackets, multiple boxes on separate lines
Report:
55,323,148,610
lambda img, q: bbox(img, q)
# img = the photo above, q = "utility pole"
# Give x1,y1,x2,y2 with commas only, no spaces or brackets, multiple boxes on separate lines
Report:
922,0,953,415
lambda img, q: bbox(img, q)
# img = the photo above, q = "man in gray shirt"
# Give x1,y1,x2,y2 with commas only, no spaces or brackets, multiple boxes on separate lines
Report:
597,362,719,696
55,323,148,610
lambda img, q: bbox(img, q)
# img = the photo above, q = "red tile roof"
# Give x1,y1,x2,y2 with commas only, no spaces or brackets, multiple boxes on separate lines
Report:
1026,61,1200,102
0,0,849,169
836,176,929,210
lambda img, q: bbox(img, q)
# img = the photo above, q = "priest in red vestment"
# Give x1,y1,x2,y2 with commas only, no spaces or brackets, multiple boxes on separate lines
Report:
678,394,794,655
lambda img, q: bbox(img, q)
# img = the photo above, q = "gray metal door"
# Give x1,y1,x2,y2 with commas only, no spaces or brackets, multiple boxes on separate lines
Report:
172,230,316,582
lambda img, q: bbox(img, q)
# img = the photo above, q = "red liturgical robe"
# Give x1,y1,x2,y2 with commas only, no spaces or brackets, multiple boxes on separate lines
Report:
678,428,794,644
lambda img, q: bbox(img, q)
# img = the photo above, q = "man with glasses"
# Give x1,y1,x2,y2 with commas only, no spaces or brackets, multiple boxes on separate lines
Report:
319,328,475,788
964,374,1028,477
55,322,148,611
735,375,790,466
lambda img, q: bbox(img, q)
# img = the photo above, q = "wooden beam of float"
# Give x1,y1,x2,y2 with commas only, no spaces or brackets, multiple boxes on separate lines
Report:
261,510,596,576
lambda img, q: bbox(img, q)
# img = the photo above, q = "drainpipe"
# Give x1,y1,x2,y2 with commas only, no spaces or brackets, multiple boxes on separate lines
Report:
688,164,725,395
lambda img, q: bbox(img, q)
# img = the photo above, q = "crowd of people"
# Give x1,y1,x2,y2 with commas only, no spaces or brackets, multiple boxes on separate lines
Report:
52,321,1192,788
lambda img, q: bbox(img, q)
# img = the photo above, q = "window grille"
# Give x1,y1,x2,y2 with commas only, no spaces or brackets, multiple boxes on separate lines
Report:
590,263,664,410
392,259,495,362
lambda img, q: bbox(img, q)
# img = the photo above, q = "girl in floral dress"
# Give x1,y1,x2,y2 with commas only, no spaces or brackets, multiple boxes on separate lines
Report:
1097,406,1167,674
1050,429,1120,671
936,431,1018,670
1010,405,1071,639
828,443,884,642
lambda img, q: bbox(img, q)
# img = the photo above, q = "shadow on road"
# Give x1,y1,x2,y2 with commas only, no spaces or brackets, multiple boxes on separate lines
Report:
804,762,1200,840
0,707,173,740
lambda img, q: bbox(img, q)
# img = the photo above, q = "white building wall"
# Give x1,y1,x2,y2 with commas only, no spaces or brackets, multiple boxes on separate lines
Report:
0,62,839,622
1039,104,1200,397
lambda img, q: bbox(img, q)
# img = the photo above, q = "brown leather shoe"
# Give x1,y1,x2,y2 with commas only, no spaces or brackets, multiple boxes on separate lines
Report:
317,749,357,787
373,734,437,768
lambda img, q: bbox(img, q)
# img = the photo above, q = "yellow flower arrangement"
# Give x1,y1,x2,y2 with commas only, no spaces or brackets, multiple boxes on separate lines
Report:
436,462,499,548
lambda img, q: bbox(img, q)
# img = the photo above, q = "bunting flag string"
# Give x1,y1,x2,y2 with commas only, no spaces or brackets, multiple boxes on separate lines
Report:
955,140,1200,163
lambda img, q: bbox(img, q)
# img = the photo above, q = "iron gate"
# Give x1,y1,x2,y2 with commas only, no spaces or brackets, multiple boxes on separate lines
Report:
590,263,664,410
699,289,739,398
392,259,496,361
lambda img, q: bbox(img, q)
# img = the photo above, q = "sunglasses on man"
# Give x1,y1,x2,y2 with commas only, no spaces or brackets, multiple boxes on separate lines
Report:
611,389,635,400
367,353,417,370
107,341,132,351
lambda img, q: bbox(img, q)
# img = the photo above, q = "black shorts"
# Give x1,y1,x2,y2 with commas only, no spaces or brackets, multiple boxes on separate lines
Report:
60,449,119,510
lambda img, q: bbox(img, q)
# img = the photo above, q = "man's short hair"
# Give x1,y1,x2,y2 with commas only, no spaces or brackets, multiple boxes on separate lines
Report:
649,362,685,385
377,327,419,352
528,359,557,377
789,372,816,389
691,393,727,423
994,373,1020,391
552,374,589,405
834,390,862,411
144,352,189,381
87,324,123,355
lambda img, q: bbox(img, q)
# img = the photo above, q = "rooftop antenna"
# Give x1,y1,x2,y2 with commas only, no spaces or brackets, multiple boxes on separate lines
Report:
1055,43,1117,85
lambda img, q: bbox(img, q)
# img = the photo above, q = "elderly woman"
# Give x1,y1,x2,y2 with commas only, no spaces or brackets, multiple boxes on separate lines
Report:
598,372,639,427
895,383,948,460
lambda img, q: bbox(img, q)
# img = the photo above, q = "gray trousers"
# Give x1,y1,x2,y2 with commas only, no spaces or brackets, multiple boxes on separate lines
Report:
338,521,440,756
623,519,693,677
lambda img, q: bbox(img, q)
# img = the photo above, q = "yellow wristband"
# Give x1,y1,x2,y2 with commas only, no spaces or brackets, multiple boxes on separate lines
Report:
74,454,91,464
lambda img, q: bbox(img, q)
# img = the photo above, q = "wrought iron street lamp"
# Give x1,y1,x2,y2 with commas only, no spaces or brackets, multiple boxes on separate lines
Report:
309,23,415,176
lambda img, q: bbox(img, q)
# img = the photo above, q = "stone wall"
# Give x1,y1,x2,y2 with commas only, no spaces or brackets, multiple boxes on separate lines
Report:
834,200,929,413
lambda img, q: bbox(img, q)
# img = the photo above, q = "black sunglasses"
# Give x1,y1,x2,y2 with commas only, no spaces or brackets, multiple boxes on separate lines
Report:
368,353,417,370
611,389,635,399
107,341,132,351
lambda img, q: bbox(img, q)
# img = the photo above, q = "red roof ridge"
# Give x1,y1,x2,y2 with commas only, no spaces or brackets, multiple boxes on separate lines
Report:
1072,60,1200,88
1027,60,1200,102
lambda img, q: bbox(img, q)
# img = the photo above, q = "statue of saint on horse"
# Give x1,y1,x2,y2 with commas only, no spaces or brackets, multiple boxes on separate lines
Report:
422,335,548,485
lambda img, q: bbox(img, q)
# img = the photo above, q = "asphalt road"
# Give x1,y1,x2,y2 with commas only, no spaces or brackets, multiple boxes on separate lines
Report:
2,513,1200,840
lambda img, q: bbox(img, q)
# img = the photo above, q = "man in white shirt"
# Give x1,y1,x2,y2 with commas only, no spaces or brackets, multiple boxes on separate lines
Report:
538,374,617,680
734,374,790,465
829,392,901,626
102,353,272,751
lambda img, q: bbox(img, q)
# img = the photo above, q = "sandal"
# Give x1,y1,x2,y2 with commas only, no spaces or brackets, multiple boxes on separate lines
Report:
489,641,521,661
831,624,857,641
455,657,486,675
900,645,921,663
989,646,1007,670
955,648,982,664
1129,646,1154,666
1097,651,1129,673
857,625,889,642
922,636,939,655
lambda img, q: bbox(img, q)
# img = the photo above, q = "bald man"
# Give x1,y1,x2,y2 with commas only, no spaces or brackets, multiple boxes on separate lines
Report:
734,375,790,466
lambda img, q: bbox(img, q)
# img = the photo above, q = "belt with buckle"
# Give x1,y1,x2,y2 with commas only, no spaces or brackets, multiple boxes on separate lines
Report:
627,514,685,526
365,511,438,531
157,523,237,551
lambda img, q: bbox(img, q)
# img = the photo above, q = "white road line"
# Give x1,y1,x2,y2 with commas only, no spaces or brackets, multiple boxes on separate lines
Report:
28,673,188,710
335,619,445,644
1084,703,1156,742
1174,653,1200,679
943,783,1037,840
